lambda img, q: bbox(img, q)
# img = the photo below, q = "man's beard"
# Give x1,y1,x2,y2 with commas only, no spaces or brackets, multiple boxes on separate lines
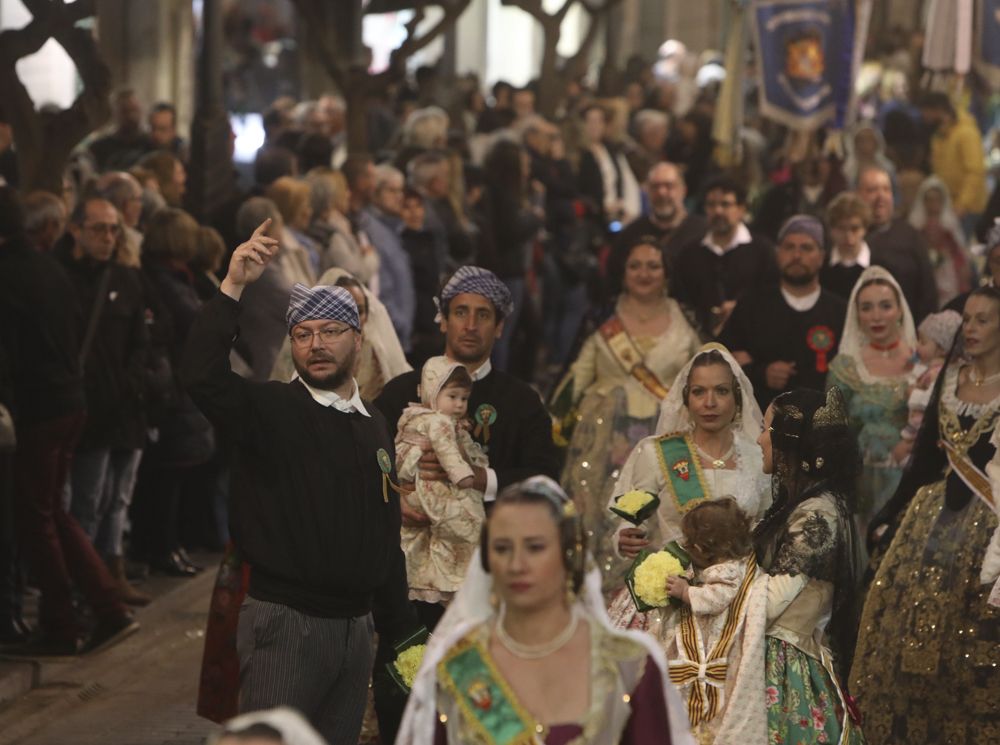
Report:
651,202,677,225
293,348,356,391
709,216,731,235
781,267,818,287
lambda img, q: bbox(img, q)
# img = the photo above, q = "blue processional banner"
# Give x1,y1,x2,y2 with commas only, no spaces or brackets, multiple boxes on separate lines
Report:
977,0,1000,88
752,0,869,130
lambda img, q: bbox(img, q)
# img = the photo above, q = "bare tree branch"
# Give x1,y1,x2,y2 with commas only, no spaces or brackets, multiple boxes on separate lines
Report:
564,0,622,80
388,0,471,71
0,0,110,192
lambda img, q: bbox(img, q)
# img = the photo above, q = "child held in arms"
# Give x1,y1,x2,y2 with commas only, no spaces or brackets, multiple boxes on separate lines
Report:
894,309,962,466
396,357,488,606
663,497,769,745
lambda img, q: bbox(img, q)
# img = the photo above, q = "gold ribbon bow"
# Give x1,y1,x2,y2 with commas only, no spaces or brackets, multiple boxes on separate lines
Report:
668,553,758,726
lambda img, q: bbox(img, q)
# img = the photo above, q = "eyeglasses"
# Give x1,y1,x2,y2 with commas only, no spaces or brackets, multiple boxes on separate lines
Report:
290,325,353,348
705,200,738,210
84,222,122,236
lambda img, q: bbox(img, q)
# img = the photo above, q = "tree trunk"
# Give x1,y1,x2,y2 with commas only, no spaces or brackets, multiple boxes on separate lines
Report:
536,30,561,119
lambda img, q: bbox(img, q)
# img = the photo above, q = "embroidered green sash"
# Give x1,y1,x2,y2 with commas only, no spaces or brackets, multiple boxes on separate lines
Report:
654,433,712,513
438,637,541,745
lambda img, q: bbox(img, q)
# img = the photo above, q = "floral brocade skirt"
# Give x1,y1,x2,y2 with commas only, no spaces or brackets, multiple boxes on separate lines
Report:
560,386,658,585
851,480,1000,744
766,637,865,745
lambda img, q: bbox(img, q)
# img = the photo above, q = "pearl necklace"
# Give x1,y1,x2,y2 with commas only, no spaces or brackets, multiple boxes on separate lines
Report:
970,367,1000,387
495,605,579,660
694,435,735,469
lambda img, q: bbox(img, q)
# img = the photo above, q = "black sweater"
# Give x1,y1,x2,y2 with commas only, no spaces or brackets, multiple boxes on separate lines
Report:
720,284,847,410
181,293,415,638
375,366,559,492
60,257,149,450
672,233,778,332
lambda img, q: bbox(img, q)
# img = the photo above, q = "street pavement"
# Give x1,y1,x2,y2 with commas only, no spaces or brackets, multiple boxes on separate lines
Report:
0,561,219,745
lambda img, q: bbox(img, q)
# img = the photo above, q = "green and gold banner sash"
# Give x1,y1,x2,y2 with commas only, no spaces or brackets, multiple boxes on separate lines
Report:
654,433,712,513
438,638,541,745
598,315,670,400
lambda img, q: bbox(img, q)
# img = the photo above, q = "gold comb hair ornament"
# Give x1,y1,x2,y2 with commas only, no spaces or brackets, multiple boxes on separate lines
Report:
813,386,849,429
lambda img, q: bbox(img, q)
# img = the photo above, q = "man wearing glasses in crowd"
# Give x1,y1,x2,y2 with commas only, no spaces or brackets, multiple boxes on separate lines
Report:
180,220,417,744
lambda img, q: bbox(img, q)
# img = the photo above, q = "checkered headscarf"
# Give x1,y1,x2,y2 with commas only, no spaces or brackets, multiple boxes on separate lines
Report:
285,283,360,332
434,266,513,322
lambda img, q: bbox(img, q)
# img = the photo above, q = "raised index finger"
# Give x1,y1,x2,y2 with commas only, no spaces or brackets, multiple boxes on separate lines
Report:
251,218,272,240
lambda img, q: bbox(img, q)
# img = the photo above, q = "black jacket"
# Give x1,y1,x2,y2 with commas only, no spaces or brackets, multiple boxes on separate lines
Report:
60,254,149,450
0,236,85,425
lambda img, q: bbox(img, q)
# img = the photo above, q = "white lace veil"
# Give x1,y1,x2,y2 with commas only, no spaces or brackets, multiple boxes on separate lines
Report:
656,342,764,440
908,174,967,247
838,265,917,369
395,485,696,745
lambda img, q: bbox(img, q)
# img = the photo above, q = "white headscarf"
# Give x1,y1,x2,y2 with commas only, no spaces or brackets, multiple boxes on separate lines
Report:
839,266,917,380
656,343,764,441
396,489,696,745
908,174,967,248
209,707,326,745
842,120,896,187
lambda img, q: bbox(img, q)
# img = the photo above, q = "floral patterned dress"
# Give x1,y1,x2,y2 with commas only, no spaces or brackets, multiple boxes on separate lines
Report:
826,354,909,532
759,494,866,745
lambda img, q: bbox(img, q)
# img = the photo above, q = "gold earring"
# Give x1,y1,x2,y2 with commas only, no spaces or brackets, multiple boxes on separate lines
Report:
490,592,499,610
565,575,576,606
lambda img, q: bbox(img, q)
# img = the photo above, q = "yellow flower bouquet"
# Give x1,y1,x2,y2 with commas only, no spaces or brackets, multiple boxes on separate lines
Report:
609,490,660,526
386,627,430,693
625,542,692,611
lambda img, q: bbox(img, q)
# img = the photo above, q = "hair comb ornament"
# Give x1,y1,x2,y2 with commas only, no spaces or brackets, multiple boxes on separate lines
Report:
813,387,849,429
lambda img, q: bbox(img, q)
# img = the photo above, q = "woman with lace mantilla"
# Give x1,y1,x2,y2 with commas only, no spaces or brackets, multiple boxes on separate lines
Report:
609,345,771,578
852,287,1000,744
395,477,695,745
754,387,866,745
825,266,914,539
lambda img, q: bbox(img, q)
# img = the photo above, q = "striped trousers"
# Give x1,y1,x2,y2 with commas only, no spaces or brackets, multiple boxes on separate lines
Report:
236,596,374,745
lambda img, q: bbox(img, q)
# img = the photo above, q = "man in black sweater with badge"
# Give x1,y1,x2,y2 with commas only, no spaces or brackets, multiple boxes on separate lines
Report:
721,215,848,410
180,219,417,745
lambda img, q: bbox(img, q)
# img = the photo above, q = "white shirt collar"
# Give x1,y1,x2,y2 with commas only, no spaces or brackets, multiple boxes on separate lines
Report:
470,359,492,382
781,285,822,312
298,377,370,416
702,222,752,257
829,241,871,268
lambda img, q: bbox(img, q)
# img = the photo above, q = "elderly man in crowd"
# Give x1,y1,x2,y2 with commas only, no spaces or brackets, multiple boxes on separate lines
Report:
721,215,848,409
617,160,708,271
59,196,151,607
21,190,67,254
857,165,938,322
181,220,417,744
